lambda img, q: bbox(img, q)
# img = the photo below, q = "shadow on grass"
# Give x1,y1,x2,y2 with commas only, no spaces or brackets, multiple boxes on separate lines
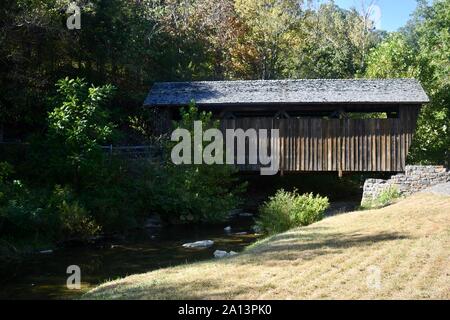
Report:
241,229,411,263
85,229,412,300
87,276,261,300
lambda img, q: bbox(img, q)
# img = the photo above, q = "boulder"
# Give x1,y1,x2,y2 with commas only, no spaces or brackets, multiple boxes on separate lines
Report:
182,240,214,249
214,250,238,259
213,250,229,258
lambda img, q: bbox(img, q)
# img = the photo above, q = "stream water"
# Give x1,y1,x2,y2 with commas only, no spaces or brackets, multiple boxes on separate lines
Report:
0,199,360,300
0,215,259,300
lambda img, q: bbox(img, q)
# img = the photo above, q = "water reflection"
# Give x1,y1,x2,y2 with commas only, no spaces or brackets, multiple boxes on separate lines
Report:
0,216,258,300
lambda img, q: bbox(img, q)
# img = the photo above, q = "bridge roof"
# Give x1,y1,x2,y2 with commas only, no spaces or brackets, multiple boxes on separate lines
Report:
144,79,429,107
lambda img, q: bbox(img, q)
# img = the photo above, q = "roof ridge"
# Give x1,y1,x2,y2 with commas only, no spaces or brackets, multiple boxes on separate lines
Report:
145,79,429,106
154,78,420,84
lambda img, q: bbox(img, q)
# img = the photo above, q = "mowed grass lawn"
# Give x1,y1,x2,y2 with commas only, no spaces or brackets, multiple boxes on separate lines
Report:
84,193,450,300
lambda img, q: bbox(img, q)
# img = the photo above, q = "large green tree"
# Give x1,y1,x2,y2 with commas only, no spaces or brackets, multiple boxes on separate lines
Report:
365,0,449,165
45,77,115,188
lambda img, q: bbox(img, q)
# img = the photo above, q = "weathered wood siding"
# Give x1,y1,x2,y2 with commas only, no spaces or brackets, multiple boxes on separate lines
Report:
221,106,419,173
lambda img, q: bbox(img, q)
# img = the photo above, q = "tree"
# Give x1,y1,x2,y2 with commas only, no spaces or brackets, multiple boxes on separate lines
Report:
365,33,420,79
0,0,164,141
154,102,246,223
365,0,449,165
45,77,115,188
233,0,304,79
290,2,383,78
412,0,450,165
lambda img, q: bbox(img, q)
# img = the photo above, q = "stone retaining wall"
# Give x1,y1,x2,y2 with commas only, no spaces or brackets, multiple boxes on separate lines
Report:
362,166,450,205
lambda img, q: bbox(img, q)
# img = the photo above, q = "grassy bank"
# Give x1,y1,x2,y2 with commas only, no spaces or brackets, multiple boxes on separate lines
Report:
84,193,450,300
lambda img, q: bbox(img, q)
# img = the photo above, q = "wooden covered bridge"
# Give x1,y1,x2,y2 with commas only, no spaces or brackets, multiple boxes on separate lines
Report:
144,79,429,175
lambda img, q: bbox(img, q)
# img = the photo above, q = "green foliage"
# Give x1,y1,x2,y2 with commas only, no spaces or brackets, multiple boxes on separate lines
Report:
154,102,246,224
43,77,115,187
377,186,401,207
0,179,45,239
233,0,302,79
410,0,450,165
48,186,101,241
39,76,151,232
361,186,401,209
1,76,145,244
48,77,115,155
0,159,158,245
0,162,14,184
49,77,115,142
1,0,448,251
0,0,383,142
0,0,162,138
0,176,101,243
257,189,329,234
77,158,154,232
230,1,383,79
365,0,450,165
296,3,383,78
365,33,421,79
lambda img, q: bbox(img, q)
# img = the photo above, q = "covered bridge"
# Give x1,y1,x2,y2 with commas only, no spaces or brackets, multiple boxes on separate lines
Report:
144,79,429,175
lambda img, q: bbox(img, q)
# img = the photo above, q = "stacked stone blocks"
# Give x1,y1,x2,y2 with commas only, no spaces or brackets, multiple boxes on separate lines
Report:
362,166,450,205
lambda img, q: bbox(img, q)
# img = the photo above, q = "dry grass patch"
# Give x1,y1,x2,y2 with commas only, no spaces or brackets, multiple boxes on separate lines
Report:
84,193,450,300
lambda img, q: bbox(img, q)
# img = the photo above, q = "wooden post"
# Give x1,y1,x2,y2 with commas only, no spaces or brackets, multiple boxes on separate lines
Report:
338,116,344,178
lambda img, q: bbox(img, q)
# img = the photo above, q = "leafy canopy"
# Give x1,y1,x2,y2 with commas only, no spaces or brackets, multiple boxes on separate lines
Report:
45,77,115,186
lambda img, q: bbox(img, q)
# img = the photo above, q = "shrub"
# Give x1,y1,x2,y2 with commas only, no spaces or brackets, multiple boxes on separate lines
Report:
78,159,150,232
377,186,401,206
153,102,246,224
49,186,101,241
257,189,329,234
0,175,101,243
153,164,244,224
362,186,400,209
0,177,46,239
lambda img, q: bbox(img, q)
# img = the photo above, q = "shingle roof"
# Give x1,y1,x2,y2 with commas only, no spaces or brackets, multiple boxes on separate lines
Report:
144,79,429,107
